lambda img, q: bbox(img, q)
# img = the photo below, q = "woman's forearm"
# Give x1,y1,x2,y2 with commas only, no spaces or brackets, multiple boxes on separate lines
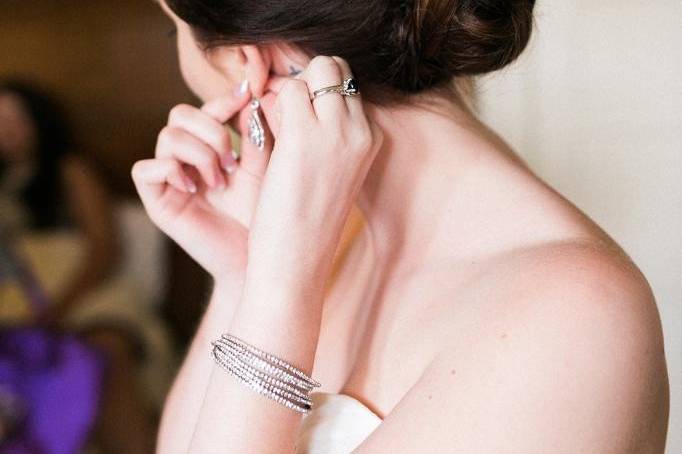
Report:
186,260,328,454
157,276,245,454
142,53,375,453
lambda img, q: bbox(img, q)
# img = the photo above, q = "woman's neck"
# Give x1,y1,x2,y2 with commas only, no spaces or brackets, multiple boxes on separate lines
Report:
356,94,501,271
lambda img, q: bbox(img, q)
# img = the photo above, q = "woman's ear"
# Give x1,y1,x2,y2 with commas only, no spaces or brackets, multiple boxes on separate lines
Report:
204,42,309,98
205,44,272,98
239,43,310,96
241,45,272,98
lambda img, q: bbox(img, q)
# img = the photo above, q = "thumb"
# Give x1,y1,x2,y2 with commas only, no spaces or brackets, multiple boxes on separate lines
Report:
201,85,252,124
259,91,280,140
262,74,301,140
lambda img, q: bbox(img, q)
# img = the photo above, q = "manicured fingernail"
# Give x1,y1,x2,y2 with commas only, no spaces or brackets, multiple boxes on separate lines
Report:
183,176,197,193
220,151,237,172
234,79,249,97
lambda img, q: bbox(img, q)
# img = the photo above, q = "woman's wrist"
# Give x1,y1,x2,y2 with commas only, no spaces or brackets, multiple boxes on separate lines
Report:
198,276,248,343
246,219,347,286
225,269,325,377
242,251,335,306
211,229,338,310
212,273,247,301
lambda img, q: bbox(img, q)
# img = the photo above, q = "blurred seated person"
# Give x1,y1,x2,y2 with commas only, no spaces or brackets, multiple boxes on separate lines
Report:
0,81,117,322
0,80,173,454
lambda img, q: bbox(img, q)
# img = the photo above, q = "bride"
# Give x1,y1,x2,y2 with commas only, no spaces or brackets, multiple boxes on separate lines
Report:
133,0,670,452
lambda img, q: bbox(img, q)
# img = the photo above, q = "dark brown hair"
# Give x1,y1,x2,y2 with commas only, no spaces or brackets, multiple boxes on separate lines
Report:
166,0,536,104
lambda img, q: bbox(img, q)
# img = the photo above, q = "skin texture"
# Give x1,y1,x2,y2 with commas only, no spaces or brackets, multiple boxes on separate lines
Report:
144,2,670,453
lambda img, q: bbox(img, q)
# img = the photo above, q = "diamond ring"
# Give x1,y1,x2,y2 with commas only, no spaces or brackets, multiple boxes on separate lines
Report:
311,78,360,101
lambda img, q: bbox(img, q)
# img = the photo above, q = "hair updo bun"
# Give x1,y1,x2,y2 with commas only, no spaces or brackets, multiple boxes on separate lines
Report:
166,0,536,104
394,0,536,91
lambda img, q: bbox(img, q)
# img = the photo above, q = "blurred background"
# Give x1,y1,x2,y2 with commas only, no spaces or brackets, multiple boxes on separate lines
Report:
0,0,679,453
0,1,209,452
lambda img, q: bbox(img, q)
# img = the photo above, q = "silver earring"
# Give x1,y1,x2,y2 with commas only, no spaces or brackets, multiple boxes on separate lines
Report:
248,98,265,151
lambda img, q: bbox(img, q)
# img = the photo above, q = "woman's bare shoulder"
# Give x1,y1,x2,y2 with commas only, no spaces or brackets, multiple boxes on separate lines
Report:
391,236,668,452
355,236,669,452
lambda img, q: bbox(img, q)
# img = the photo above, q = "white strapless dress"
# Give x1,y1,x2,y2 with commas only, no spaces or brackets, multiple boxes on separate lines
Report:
296,392,383,454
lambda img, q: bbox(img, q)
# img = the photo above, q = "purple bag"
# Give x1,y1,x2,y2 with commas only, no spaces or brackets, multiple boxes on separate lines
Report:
0,328,106,454
0,234,106,454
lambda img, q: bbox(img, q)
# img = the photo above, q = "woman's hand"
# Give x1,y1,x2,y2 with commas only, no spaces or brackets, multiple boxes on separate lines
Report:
182,57,382,454
132,87,276,280
245,56,383,293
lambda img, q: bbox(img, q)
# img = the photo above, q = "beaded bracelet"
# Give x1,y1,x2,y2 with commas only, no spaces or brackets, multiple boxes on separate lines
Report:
212,349,313,411
210,334,321,414
212,341,313,402
219,334,322,388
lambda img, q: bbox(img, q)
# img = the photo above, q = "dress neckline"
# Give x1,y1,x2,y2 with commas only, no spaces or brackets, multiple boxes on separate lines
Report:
308,391,383,421
297,391,382,453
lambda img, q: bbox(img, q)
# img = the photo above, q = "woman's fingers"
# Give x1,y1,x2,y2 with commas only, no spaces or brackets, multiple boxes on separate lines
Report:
201,89,253,171
168,104,236,172
156,126,227,189
258,91,280,141
264,75,289,94
330,56,363,117
131,158,194,207
201,89,251,124
275,78,317,132
301,56,348,121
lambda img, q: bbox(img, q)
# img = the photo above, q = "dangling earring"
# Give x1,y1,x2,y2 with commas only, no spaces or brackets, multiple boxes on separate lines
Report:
248,98,265,152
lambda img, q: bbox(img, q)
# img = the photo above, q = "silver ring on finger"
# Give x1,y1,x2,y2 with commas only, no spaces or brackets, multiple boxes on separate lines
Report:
311,78,360,101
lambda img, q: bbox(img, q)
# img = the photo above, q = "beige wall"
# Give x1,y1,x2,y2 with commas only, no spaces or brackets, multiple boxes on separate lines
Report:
475,1,681,451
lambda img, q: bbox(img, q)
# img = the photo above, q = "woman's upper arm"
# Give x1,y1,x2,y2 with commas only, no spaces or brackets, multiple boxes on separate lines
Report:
352,251,669,453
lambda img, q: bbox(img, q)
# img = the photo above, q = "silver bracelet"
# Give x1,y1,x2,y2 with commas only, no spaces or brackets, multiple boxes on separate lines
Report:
220,334,322,388
213,338,314,391
212,341,313,402
210,334,322,414
212,348,313,410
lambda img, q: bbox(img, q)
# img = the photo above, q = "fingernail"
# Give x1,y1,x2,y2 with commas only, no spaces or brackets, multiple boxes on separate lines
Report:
183,176,197,193
226,164,238,175
220,151,237,172
234,79,249,97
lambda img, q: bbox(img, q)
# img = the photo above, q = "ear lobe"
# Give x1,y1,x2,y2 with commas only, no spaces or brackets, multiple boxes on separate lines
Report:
241,44,273,98
205,45,245,80
203,44,272,98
